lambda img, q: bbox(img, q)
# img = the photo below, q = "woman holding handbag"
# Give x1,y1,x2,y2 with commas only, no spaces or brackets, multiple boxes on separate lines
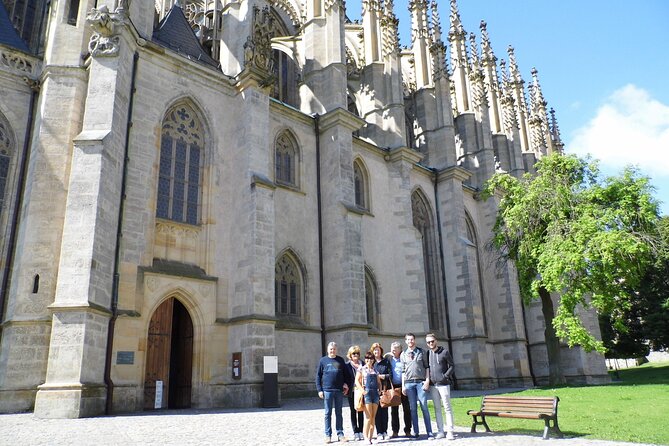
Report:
370,343,391,441
346,345,365,440
356,352,382,445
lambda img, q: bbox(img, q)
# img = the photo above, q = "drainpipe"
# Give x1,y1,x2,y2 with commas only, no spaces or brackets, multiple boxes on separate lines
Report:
314,114,326,354
104,51,139,415
431,168,455,387
0,79,39,347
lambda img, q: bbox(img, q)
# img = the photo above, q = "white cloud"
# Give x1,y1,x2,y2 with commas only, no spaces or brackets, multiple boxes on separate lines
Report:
568,84,669,177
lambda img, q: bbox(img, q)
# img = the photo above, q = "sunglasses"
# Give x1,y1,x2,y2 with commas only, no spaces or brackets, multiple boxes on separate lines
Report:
426,340,436,344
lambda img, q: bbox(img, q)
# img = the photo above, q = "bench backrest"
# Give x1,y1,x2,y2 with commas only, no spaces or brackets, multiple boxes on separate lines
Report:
481,395,558,415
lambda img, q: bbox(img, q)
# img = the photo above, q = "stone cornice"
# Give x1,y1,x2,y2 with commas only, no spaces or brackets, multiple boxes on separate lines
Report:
73,129,111,146
0,318,52,328
251,172,276,190
318,107,366,133
216,314,278,325
352,136,389,159
270,98,313,125
46,301,113,317
343,202,366,216
384,146,424,164
436,165,472,183
324,323,373,332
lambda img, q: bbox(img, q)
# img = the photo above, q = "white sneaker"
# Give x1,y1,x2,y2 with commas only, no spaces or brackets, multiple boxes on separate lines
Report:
446,431,455,440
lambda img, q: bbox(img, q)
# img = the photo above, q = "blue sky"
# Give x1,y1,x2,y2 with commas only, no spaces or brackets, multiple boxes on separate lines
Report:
346,0,669,215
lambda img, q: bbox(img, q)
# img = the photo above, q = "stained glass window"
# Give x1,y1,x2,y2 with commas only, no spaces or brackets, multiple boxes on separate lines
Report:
275,132,298,187
0,117,13,216
353,160,369,210
157,104,203,225
275,253,302,317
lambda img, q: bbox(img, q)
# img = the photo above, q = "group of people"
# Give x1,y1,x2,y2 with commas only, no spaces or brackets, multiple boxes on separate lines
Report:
315,333,456,444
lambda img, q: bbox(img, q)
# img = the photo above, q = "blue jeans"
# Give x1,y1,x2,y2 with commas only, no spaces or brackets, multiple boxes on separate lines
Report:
404,381,432,436
323,390,344,437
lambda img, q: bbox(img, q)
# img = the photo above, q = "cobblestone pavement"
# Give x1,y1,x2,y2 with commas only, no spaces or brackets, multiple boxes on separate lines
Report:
0,397,656,446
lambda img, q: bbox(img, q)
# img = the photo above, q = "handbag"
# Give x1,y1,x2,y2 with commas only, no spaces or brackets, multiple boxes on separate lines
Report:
354,388,365,412
379,382,402,408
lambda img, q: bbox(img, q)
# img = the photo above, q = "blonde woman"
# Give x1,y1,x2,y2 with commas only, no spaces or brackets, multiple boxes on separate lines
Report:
346,345,365,440
356,352,382,444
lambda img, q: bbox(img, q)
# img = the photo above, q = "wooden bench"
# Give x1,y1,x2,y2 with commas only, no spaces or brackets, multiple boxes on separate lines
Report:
467,395,563,440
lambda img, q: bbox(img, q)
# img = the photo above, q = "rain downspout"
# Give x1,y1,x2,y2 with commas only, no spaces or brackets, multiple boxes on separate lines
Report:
314,114,326,354
104,51,139,414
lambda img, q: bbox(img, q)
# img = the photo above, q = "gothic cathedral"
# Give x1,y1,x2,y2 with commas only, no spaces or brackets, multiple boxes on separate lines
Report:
0,0,607,417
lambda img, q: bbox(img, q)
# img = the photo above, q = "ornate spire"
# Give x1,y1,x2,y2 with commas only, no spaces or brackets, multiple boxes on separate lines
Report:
409,0,431,88
469,32,480,70
528,67,549,153
480,20,496,64
430,0,442,43
468,32,486,110
382,0,400,57
449,0,464,37
507,45,523,84
549,107,564,152
429,0,447,79
529,68,547,116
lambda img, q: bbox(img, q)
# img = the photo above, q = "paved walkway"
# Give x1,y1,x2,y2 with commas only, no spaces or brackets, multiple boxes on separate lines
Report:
0,396,656,446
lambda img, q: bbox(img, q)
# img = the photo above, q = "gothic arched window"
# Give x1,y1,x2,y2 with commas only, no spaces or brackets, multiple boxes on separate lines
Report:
275,131,299,187
353,159,369,210
275,252,304,318
157,103,204,225
411,190,444,331
364,266,378,328
0,115,14,219
272,50,298,107
465,214,488,335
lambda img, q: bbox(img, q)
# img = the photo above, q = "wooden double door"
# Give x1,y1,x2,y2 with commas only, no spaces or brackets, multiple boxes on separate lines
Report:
143,298,193,409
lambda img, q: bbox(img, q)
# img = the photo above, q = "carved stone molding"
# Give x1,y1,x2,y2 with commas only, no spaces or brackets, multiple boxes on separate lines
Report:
0,48,38,78
244,6,275,73
86,5,128,57
155,220,200,241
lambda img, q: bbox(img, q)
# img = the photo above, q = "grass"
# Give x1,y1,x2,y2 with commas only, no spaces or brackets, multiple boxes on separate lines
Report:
444,361,669,445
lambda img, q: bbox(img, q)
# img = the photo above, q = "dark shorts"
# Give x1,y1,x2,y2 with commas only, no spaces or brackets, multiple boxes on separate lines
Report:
364,390,380,405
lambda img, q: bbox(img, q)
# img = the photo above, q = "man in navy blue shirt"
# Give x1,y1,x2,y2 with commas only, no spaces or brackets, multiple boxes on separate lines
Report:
316,341,351,443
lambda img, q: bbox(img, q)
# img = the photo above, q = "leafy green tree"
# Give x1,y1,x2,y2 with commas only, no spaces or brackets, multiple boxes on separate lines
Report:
483,154,659,385
601,216,669,357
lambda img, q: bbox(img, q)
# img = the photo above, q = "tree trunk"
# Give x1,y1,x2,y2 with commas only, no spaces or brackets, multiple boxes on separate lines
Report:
538,286,567,386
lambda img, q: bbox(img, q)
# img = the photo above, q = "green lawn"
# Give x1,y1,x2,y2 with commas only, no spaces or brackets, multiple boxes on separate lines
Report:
445,362,669,445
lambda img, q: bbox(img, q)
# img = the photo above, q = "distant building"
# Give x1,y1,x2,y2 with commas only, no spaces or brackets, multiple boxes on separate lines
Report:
0,0,607,418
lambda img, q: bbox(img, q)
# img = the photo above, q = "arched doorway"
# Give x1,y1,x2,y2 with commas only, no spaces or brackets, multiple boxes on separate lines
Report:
143,297,193,409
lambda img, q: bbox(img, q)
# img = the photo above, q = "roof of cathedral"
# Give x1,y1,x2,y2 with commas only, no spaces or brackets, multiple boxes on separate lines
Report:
153,4,219,69
0,2,30,53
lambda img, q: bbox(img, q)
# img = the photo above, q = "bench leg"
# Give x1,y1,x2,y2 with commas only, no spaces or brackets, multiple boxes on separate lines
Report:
542,417,563,440
470,415,491,433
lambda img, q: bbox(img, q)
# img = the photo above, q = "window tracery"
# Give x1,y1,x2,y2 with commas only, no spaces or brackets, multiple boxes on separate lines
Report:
364,266,378,328
0,117,14,217
411,190,442,331
353,159,369,210
275,131,299,187
275,253,303,318
157,104,204,225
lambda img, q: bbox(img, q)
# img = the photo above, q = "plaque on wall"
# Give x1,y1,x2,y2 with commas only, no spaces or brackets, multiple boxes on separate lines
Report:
117,351,135,365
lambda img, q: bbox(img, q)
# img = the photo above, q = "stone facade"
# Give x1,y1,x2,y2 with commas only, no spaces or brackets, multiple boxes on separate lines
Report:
0,0,607,418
